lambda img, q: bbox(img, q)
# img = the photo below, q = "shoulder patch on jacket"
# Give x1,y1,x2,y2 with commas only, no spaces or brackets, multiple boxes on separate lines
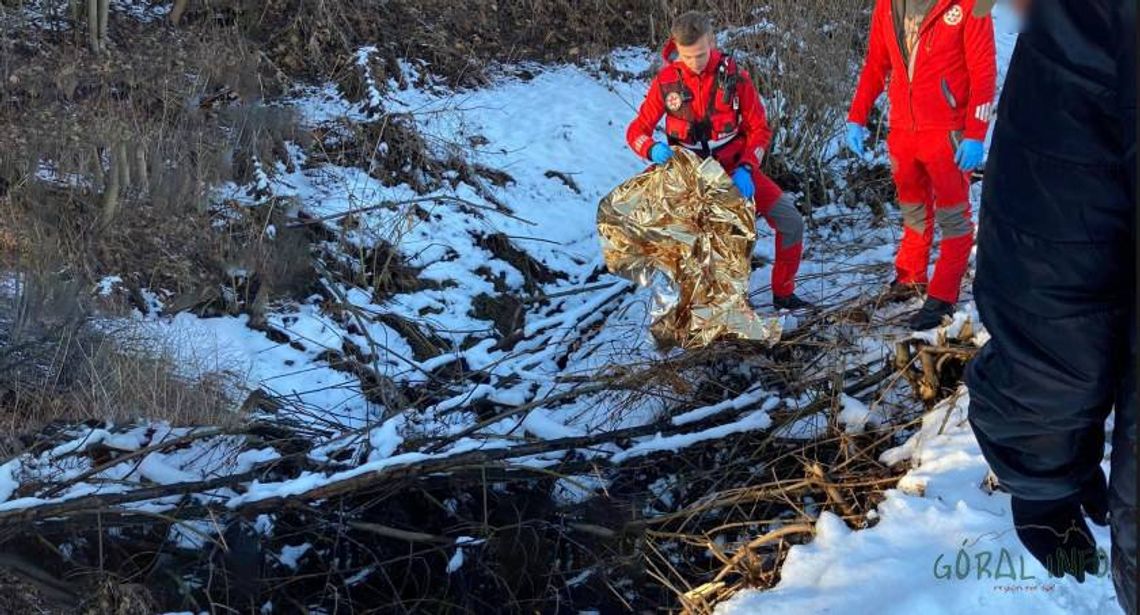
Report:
943,5,963,26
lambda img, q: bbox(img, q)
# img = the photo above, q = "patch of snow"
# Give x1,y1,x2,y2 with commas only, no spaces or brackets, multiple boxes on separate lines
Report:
837,394,882,434
773,411,828,441
719,389,1122,615
368,416,405,462
0,462,17,503
446,536,483,574
612,411,773,464
169,520,213,550
672,387,770,426
138,453,200,485
523,409,587,440
553,473,608,505
277,543,312,571
95,275,123,296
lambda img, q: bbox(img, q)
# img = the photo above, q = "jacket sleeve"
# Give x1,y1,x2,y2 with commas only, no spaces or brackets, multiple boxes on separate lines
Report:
735,69,773,170
962,1,998,141
847,0,890,126
626,74,665,160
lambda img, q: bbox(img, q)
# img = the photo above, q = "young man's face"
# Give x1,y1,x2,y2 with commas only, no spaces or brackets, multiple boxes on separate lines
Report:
675,34,714,74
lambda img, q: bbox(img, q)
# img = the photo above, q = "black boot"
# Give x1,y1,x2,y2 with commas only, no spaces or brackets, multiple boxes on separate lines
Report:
908,298,954,330
883,279,925,302
773,293,815,311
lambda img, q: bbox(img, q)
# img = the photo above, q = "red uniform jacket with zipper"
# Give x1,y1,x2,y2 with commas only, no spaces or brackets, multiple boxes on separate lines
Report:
627,39,772,174
848,0,996,141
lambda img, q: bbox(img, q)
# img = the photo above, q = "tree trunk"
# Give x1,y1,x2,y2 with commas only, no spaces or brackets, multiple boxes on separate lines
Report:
90,145,105,192
170,0,190,26
100,142,121,224
86,0,99,53
96,0,109,46
116,141,130,190
134,146,149,195
67,0,82,46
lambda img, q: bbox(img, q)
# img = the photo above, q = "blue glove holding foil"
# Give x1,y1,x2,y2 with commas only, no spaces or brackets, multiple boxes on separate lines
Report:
649,142,674,165
732,167,755,199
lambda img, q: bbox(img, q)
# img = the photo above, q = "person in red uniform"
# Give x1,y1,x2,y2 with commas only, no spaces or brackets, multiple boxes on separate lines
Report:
846,0,996,329
626,11,811,311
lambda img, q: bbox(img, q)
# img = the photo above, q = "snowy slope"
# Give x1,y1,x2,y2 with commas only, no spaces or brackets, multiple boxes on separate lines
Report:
117,45,905,453
7,7,1106,614
3,35,934,550
719,389,1123,615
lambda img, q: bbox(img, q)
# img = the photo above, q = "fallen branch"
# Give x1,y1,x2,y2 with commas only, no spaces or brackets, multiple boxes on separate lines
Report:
288,195,536,228
0,384,789,528
0,469,261,528
348,521,453,544
712,523,816,583
40,426,234,498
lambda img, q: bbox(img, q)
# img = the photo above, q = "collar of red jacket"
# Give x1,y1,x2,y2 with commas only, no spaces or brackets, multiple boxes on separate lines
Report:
661,38,723,77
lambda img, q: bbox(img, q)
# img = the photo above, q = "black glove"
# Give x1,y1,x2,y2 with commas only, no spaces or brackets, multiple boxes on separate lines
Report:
1011,472,1108,583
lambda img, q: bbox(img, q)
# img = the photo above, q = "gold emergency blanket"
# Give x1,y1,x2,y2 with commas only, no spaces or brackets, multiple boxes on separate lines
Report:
597,148,782,350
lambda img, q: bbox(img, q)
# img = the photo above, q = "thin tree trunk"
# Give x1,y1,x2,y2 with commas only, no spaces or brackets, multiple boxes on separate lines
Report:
100,142,121,224
86,0,99,53
116,141,130,190
96,0,109,46
90,145,105,192
170,0,190,25
134,146,149,195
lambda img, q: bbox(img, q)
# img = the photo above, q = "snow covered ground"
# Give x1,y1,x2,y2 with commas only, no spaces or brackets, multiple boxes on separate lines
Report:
5,5,1122,614
720,388,1123,615
87,42,904,460
5,42,877,545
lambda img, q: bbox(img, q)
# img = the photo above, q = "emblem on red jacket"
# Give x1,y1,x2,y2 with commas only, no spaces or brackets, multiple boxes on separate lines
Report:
665,91,683,112
943,5,963,26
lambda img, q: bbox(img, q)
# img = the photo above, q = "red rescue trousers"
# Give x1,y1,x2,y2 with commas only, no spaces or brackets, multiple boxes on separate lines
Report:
752,168,803,299
887,129,975,304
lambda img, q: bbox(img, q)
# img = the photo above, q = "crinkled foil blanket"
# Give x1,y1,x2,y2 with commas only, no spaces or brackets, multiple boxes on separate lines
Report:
597,148,782,350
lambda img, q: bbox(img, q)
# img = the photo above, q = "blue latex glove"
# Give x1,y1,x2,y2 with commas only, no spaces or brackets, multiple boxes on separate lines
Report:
845,122,870,159
732,167,755,199
954,139,985,171
649,142,674,165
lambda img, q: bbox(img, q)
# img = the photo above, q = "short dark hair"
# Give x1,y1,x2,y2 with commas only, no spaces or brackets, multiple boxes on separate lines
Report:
671,11,712,46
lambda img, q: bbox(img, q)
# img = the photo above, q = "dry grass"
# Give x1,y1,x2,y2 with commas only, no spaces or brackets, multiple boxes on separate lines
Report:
0,1,306,292
0,567,73,615
218,0,670,85
0,274,244,458
712,0,874,204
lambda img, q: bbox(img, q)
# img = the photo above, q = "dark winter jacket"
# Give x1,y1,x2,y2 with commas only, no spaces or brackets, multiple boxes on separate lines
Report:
965,1,1135,612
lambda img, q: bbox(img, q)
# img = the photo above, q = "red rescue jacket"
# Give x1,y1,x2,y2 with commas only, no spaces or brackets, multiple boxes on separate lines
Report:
848,0,997,141
627,39,772,173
